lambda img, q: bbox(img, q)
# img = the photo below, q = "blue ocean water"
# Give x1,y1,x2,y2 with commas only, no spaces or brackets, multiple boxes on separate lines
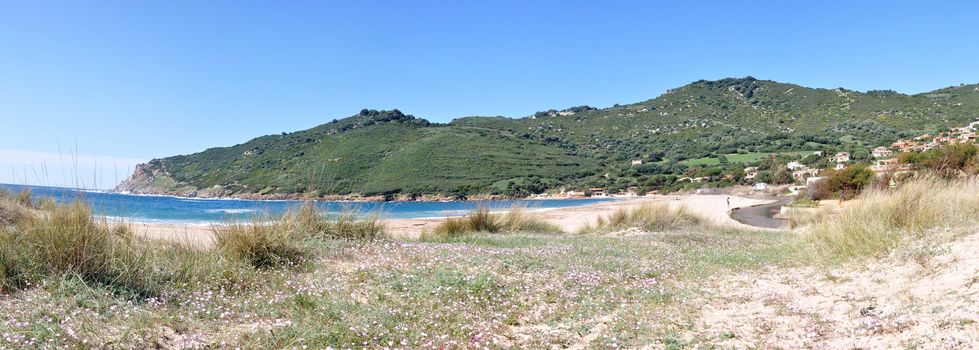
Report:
0,184,615,224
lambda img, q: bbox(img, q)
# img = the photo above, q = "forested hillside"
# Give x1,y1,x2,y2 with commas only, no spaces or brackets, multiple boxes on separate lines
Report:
117,77,979,198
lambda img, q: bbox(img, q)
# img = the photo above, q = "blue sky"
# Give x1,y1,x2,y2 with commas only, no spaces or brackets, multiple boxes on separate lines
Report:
2,1,979,188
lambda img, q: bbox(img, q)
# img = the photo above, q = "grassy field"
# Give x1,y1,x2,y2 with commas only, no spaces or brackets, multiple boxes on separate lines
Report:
0,192,793,348
0,231,791,348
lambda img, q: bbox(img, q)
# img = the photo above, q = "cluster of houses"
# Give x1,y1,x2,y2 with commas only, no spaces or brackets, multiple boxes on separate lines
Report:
883,123,979,154
762,121,979,191
552,121,979,197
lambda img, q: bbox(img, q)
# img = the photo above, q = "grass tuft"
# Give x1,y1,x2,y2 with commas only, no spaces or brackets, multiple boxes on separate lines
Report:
212,202,384,269
0,199,32,226
285,202,385,241
212,220,309,269
16,188,33,208
429,206,561,238
11,202,167,297
578,204,707,234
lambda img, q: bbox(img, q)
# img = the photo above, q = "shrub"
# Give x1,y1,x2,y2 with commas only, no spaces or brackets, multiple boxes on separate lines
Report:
807,177,832,201
827,164,873,200
921,143,978,178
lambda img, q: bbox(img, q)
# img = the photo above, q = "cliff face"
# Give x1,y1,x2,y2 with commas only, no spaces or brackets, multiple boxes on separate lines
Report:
115,161,216,197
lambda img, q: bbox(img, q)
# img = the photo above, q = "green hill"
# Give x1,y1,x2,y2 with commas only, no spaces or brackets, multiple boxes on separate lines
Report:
116,77,979,198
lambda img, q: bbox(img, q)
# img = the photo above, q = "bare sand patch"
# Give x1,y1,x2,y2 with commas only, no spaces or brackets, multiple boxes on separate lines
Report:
135,222,215,248
687,230,979,348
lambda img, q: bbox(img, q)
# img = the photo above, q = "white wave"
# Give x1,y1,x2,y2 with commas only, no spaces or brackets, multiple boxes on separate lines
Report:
204,208,256,214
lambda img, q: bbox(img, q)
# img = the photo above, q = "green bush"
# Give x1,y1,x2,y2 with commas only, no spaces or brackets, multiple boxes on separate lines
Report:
828,164,873,200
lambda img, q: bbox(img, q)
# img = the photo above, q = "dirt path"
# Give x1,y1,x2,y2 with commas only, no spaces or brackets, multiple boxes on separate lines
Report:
729,197,791,229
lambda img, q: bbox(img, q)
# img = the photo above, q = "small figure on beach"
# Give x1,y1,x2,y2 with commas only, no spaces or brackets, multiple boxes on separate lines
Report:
726,196,730,208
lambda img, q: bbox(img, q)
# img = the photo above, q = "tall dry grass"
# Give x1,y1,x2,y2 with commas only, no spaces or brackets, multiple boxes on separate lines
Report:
0,199,32,225
783,206,834,229
7,202,169,296
213,220,309,269
428,206,562,238
578,203,707,234
1,195,393,296
284,202,385,241
805,175,979,261
0,197,252,296
212,202,385,269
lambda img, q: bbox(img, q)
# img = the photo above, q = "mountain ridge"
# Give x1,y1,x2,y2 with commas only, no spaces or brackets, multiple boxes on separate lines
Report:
116,77,979,199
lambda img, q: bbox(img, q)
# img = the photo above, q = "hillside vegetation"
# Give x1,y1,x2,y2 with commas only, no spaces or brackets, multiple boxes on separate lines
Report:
117,78,979,198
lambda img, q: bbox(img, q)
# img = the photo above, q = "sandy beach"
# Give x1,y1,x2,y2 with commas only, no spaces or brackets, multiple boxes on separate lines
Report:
135,194,781,244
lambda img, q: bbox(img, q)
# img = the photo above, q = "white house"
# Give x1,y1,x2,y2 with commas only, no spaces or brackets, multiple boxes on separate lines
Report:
806,176,826,186
832,152,851,163
871,146,893,158
752,183,769,191
631,159,643,165
786,161,805,170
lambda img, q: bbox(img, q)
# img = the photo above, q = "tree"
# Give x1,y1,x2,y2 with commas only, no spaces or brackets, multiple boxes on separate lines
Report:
754,171,774,184
772,166,794,184
717,154,729,164
828,164,874,200
801,153,821,166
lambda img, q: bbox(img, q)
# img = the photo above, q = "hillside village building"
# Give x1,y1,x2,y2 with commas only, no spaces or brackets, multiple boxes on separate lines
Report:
871,147,893,158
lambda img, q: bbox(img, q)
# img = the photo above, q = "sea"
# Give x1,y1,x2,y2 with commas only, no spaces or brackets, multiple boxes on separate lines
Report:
0,184,616,225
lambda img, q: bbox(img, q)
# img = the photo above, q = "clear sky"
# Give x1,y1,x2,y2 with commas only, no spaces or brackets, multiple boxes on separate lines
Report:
2,1,979,189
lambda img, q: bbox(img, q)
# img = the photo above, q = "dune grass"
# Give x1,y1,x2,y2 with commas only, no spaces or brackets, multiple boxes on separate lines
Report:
427,206,562,239
285,202,386,241
213,221,309,270
578,203,707,234
804,175,979,262
212,202,385,269
0,201,172,297
0,198,31,225
783,206,834,229
1,197,388,296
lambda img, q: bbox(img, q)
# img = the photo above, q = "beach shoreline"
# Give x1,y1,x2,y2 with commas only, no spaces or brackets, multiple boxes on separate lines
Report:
134,194,783,245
